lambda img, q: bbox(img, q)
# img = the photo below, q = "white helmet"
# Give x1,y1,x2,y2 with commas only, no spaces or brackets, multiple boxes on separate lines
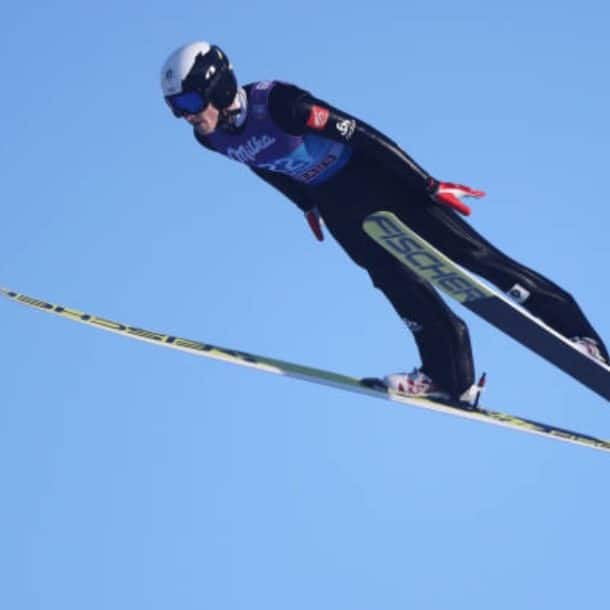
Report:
160,41,238,116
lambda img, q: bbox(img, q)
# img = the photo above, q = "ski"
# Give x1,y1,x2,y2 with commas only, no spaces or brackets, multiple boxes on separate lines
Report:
363,211,610,402
1,286,609,454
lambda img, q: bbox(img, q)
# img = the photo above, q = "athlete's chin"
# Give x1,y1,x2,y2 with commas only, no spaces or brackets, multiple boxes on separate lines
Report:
194,122,215,136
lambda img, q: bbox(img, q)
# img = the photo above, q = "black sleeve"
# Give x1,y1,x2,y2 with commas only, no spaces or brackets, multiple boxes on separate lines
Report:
249,166,316,213
268,83,435,195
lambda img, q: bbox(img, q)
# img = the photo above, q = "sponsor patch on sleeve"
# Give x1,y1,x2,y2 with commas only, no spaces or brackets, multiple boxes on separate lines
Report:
336,119,356,140
306,105,330,130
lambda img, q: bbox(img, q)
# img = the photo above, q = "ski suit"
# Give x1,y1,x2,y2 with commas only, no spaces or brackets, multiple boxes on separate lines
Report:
194,80,608,398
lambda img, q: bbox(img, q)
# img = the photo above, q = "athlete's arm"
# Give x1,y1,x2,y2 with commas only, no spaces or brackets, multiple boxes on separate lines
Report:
250,166,325,240
250,166,315,213
268,83,484,215
192,121,322,236
268,84,431,189
192,118,314,212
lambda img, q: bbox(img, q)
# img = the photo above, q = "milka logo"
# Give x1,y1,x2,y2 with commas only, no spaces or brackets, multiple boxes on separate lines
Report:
227,135,276,163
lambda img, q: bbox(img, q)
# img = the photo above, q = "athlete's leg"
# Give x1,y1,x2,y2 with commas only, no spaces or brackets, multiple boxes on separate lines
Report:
396,201,609,360
319,207,475,397
370,257,475,396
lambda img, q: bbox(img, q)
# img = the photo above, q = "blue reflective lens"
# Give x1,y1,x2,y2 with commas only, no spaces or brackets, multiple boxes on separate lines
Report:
167,91,208,116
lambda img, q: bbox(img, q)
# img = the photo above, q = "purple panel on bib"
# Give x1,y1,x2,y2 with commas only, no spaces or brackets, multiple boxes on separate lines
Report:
205,81,351,185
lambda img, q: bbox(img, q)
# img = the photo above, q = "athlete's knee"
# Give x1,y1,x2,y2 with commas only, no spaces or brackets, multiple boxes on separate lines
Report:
452,314,470,341
441,312,470,346
368,262,410,294
527,283,577,310
450,243,488,269
415,309,470,344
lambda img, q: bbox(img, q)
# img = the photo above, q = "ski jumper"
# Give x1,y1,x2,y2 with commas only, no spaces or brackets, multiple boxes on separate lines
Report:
195,81,608,398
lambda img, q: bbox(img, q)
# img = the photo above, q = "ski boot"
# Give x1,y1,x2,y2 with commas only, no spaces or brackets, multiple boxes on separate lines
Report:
571,337,607,365
381,368,486,408
383,368,449,399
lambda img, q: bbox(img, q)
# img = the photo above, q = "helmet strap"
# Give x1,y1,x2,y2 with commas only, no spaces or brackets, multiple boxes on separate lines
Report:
218,87,247,130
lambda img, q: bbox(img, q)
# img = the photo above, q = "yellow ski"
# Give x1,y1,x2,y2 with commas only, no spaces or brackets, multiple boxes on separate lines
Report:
363,211,610,402
2,286,609,454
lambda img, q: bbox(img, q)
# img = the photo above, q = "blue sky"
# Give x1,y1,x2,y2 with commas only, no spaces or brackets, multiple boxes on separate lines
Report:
2,1,610,608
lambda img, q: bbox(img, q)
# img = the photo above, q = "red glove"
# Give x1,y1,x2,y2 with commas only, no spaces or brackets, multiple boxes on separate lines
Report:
305,208,324,241
428,179,486,216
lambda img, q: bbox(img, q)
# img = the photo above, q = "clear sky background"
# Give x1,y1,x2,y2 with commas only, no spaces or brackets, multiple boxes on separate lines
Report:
2,1,610,608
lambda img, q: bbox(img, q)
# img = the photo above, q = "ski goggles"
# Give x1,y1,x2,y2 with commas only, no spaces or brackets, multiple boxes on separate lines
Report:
165,90,209,117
